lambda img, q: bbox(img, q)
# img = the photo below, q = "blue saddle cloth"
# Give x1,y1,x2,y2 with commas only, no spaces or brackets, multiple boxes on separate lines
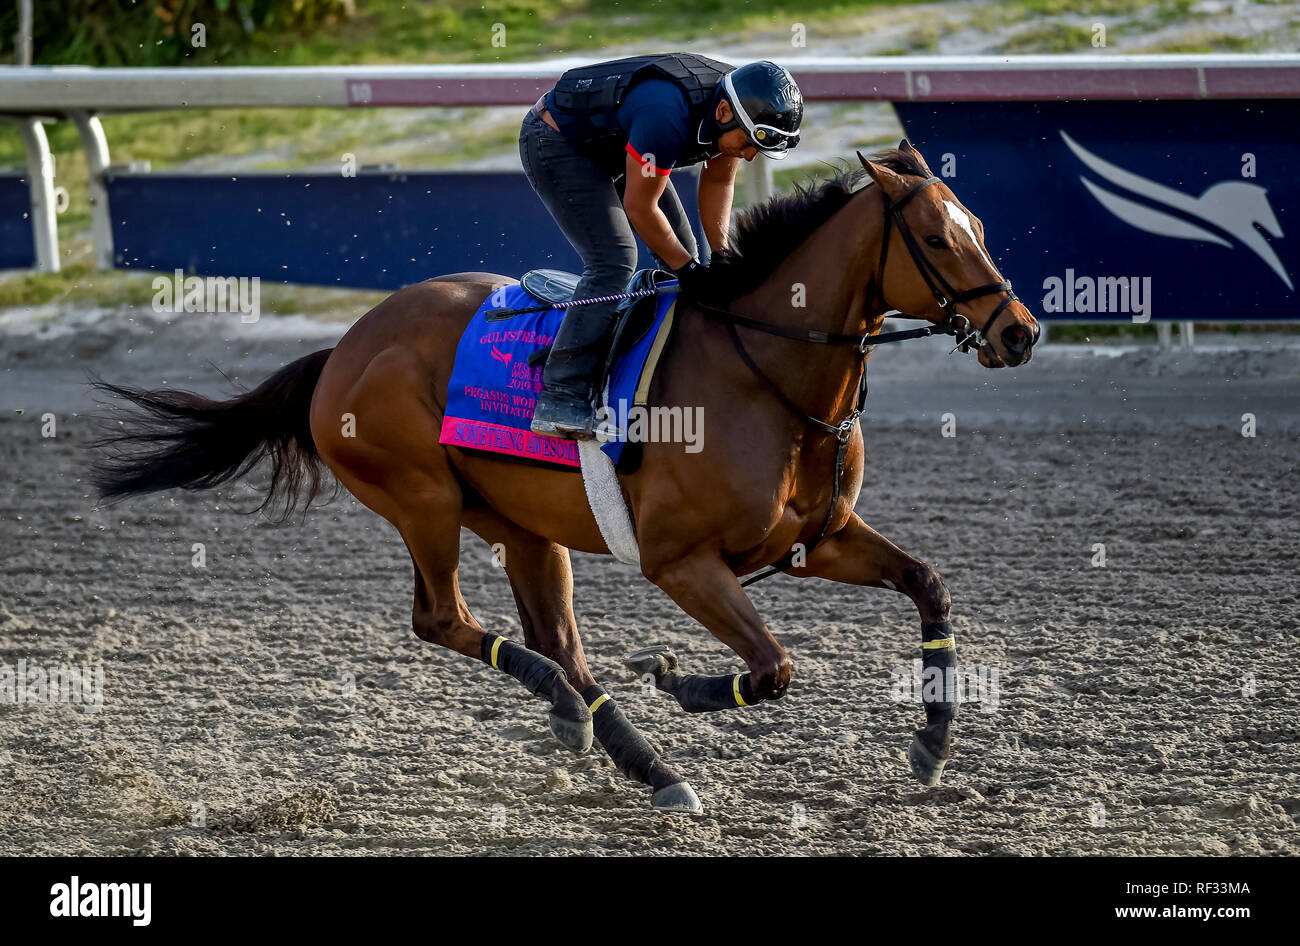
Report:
438,282,677,470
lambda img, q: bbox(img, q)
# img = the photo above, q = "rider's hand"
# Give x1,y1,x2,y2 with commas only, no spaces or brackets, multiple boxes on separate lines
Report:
670,259,711,298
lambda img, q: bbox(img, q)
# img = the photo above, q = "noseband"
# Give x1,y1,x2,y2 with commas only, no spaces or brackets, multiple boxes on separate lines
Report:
878,175,1030,356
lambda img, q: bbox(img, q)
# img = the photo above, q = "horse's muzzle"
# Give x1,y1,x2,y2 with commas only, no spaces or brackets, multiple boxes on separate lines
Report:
1002,323,1034,358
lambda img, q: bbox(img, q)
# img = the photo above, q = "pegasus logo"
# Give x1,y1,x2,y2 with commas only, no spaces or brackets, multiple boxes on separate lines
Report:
1061,131,1292,291
490,346,512,364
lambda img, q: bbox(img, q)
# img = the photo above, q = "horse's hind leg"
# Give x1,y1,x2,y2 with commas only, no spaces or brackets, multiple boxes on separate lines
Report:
789,512,956,786
312,385,591,751
463,510,700,812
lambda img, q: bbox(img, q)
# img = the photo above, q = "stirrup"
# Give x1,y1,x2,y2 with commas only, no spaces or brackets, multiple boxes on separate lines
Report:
530,393,596,439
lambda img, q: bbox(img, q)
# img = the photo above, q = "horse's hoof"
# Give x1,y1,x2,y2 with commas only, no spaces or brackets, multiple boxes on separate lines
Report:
908,732,947,786
622,644,679,679
651,781,702,813
548,710,593,754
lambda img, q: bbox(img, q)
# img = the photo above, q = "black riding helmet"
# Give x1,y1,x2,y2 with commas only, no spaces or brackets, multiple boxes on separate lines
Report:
717,61,803,160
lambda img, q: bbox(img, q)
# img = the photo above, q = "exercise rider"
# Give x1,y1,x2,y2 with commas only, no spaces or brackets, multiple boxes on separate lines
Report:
518,53,804,439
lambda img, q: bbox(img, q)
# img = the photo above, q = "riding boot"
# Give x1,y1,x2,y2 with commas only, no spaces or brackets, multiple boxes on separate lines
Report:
530,300,621,438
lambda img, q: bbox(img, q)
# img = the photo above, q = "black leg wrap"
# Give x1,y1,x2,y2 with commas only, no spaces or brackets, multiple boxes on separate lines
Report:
583,685,684,791
658,671,758,714
920,620,958,724
481,632,567,699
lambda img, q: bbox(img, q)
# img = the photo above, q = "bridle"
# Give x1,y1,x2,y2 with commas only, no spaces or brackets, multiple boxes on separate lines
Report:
691,172,1033,586
878,175,1032,360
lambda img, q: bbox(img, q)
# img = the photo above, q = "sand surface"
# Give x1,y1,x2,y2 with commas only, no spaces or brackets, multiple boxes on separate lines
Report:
1,306,1297,855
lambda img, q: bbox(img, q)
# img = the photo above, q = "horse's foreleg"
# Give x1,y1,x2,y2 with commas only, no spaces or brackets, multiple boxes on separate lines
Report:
623,644,766,714
464,511,699,811
641,550,793,701
789,512,956,786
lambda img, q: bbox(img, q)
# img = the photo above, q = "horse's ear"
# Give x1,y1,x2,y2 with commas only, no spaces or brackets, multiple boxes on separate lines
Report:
857,150,905,196
899,138,934,176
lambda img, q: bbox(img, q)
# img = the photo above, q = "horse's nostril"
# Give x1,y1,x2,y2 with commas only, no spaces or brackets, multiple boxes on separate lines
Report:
1001,324,1030,354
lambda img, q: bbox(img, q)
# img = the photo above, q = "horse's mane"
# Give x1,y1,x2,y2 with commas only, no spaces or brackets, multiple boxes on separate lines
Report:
703,148,928,301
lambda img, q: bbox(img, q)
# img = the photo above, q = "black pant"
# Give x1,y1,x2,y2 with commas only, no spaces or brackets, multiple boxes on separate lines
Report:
518,109,699,398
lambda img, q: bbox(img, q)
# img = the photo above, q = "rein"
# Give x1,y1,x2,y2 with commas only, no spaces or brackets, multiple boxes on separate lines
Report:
690,174,1023,587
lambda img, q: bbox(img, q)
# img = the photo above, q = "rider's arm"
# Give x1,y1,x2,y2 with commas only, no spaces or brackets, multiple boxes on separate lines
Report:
697,155,739,254
623,152,694,271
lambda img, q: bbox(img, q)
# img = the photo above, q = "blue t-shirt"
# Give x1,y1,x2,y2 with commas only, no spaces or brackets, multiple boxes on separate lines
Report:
545,78,718,175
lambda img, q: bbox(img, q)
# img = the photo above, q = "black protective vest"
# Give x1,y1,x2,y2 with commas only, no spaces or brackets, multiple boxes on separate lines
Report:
550,53,734,168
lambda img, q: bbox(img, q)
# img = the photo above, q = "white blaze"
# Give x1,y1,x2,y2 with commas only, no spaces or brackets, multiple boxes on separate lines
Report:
942,199,998,272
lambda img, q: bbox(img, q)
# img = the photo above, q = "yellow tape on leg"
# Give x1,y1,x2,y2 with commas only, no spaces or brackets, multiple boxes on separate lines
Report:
733,673,748,707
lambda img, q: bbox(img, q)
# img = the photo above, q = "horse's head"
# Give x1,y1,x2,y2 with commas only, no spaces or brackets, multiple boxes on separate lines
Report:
859,142,1040,368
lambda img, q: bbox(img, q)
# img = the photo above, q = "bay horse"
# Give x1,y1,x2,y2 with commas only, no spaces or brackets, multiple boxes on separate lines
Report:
93,142,1039,812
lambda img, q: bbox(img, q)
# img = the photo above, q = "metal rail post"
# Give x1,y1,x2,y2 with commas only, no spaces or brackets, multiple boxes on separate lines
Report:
743,154,776,208
70,111,115,269
7,116,60,272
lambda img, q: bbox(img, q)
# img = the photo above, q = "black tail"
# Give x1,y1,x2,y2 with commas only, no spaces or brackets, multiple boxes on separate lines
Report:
91,348,335,519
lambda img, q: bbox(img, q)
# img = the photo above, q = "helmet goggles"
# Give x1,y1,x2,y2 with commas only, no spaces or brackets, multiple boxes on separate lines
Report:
722,71,801,160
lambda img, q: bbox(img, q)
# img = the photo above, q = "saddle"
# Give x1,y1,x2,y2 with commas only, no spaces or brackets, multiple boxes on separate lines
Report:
515,268,672,384
440,271,678,477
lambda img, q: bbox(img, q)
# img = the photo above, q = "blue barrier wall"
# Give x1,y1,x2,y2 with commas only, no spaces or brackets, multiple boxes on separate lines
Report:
105,169,703,289
0,173,36,269
896,100,1299,321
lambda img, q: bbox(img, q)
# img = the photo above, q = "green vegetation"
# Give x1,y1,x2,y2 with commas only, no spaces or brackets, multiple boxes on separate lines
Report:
0,0,354,67
0,264,141,309
998,24,1098,54
0,0,937,179
1044,322,1300,340
895,22,943,54
971,0,1192,28
1133,32,1264,54
3,0,939,68
971,0,1202,40
0,262,385,320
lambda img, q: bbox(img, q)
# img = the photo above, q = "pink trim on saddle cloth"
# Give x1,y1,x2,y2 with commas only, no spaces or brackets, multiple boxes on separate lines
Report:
439,415,580,468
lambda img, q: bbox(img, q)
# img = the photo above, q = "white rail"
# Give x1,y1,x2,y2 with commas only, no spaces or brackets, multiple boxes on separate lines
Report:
1,55,1298,111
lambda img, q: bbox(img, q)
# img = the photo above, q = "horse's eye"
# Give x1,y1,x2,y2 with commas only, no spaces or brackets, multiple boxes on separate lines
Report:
925,235,948,250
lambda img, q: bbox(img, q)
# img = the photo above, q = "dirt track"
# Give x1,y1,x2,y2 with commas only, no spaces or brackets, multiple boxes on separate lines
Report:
1,307,1297,855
